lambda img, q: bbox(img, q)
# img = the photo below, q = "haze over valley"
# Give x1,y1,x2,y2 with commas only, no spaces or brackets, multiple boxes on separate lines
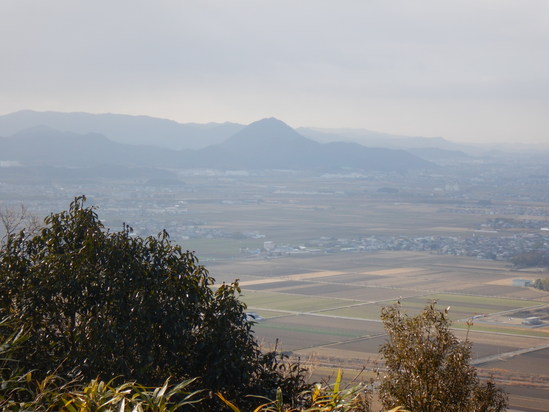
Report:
2,110,549,411
2,1,549,409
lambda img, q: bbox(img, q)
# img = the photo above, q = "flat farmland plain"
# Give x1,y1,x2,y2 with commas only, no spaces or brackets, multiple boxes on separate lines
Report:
479,347,549,376
211,251,548,300
209,250,549,410
5,165,549,409
240,290,358,312
213,251,549,351
178,174,549,409
500,385,549,412
253,315,385,351
480,348,549,412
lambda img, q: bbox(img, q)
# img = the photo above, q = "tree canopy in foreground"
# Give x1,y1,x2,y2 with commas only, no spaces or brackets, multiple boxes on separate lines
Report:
0,197,306,405
379,303,508,412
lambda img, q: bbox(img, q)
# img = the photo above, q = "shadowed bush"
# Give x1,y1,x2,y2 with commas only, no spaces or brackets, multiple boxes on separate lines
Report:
0,197,309,407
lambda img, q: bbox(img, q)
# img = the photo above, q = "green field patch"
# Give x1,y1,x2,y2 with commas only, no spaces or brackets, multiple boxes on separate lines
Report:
241,291,356,312
250,309,291,319
418,294,540,309
251,314,384,351
399,294,541,320
321,304,385,320
307,294,542,322
394,301,489,321
453,323,549,338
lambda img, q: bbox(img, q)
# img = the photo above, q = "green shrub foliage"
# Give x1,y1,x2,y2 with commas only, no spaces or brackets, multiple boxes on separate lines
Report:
0,197,267,396
378,303,508,412
532,277,549,291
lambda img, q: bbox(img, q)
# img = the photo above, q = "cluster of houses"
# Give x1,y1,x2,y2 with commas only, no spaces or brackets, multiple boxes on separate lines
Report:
241,232,549,264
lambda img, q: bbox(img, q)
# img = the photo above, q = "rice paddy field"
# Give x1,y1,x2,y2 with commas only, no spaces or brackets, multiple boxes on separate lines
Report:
76,171,549,409
208,251,549,411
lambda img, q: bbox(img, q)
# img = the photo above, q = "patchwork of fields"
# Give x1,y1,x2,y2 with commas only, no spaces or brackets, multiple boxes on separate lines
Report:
209,251,549,411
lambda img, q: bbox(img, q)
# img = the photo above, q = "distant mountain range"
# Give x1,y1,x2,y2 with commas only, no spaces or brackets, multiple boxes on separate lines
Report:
0,113,435,173
0,110,467,152
0,125,180,168
2,110,544,163
0,110,244,150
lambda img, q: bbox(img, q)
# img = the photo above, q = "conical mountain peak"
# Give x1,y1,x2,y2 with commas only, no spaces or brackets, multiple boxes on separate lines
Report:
248,117,289,127
221,117,313,148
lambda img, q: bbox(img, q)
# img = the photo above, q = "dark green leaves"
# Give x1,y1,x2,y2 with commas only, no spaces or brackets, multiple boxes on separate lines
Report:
0,197,257,392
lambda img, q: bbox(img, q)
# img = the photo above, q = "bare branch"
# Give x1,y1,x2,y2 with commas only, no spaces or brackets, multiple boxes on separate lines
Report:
0,204,41,240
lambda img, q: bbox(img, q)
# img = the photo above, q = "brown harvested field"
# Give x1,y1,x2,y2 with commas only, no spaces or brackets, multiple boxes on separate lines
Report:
314,273,387,283
502,385,549,412
241,280,313,290
210,249,549,408
320,286,420,301
271,282,367,296
454,284,549,299
223,251,548,341
404,294,538,311
458,323,549,338
255,310,548,360
480,347,549,376
470,342,520,360
286,270,347,280
208,258,321,277
253,315,385,351
241,290,357,312
266,284,420,302
325,335,388,355
454,329,549,351
216,252,548,304
365,267,428,276
209,251,525,284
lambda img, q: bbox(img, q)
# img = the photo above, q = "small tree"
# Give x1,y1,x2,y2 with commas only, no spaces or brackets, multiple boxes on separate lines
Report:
533,278,549,291
378,303,507,412
0,204,40,240
0,197,282,399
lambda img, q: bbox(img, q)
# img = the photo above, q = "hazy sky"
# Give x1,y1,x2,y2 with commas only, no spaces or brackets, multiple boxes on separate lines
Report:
1,1,548,144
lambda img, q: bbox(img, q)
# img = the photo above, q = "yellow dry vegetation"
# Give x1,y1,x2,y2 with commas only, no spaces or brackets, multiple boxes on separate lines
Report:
238,271,345,286
364,268,425,276
288,271,347,280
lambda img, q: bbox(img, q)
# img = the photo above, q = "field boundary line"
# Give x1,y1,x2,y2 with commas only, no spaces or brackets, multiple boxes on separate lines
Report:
472,342,549,365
